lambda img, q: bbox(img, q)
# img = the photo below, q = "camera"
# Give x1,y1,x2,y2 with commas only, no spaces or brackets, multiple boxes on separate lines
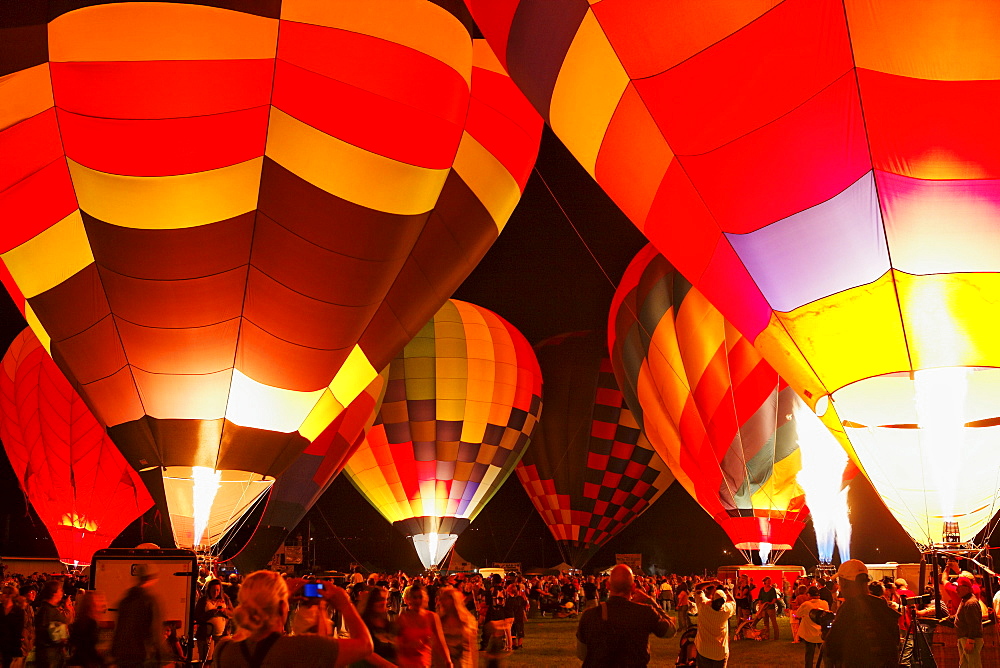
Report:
303,583,325,598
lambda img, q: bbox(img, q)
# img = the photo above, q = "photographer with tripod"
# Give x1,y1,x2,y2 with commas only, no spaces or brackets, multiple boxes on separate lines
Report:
823,560,900,667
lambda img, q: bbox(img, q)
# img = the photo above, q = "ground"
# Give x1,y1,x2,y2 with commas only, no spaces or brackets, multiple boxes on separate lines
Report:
485,612,801,667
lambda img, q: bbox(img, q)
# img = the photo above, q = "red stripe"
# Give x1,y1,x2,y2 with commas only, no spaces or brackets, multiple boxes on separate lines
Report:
277,20,469,125
0,109,62,194
466,68,541,190
51,60,275,120
0,159,77,253
57,106,269,177
273,58,463,169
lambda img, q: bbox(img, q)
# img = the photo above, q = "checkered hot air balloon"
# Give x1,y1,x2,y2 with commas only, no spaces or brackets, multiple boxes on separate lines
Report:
609,247,808,564
0,328,153,566
0,2,541,550
466,0,1000,547
516,331,673,569
344,300,542,570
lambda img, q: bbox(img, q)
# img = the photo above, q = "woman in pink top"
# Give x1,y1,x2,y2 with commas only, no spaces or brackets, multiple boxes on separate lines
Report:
395,585,451,668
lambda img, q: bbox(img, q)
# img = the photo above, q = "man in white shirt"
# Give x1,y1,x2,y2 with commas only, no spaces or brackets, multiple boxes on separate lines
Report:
795,586,830,668
693,580,736,668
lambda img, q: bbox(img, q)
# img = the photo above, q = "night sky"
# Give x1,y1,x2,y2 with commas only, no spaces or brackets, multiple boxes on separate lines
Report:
0,128,944,574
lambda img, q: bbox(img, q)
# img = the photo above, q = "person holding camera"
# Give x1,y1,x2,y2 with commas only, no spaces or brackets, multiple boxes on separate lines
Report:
692,580,735,668
823,560,900,667
794,587,829,668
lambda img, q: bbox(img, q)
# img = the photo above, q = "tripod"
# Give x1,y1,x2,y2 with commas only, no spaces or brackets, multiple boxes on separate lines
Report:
899,605,937,668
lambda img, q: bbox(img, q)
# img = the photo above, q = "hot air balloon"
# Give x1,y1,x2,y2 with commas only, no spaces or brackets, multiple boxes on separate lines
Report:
230,369,387,573
467,1,1000,548
609,247,808,564
228,36,540,569
0,328,153,565
0,3,540,549
344,299,542,570
516,331,673,568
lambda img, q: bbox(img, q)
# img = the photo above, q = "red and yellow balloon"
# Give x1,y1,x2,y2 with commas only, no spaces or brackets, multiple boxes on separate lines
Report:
0,3,540,549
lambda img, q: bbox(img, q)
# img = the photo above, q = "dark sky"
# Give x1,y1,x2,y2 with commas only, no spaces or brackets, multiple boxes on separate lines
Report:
0,129,934,573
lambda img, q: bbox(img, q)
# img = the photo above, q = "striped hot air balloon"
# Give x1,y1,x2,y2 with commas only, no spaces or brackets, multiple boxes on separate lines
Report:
344,300,542,570
0,2,541,549
516,331,673,568
609,247,808,563
0,328,153,565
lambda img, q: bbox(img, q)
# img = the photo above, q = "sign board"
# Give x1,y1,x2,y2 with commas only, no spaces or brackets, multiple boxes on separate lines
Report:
616,554,642,572
284,546,303,565
493,562,521,573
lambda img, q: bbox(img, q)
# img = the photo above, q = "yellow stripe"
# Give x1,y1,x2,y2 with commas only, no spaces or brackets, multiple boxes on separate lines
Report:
548,9,630,178
452,131,520,233
265,108,447,216
898,271,1000,371
846,0,1000,80
329,344,379,407
296,388,344,442
1,210,93,299
753,313,829,412
774,271,909,395
67,157,262,229
225,368,327,433
280,0,472,85
49,2,278,62
24,306,52,353
0,65,53,132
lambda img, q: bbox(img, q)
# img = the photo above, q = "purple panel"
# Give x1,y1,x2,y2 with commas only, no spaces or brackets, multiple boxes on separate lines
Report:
725,171,888,312
878,171,1000,275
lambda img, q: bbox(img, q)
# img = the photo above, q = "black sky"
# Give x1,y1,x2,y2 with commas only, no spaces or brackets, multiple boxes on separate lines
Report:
0,129,932,573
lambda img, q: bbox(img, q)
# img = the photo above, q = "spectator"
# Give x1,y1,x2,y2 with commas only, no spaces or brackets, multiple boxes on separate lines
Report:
794,587,829,668
395,585,451,668
215,571,372,667
823,560,900,667
68,591,104,668
195,579,234,665
693,580,736,668
575,564,675,668
34,580,68,668
436,587,477,668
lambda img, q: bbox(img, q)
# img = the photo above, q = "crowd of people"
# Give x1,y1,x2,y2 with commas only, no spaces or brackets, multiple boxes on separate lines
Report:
1,558,996,667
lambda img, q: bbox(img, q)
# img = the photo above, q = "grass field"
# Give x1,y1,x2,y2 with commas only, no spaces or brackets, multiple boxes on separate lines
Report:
486,612,803,667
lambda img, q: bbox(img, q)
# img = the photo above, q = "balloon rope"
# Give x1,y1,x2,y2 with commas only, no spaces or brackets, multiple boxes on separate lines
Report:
314,503,367,570
533,169,618,292
536,165,748,550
